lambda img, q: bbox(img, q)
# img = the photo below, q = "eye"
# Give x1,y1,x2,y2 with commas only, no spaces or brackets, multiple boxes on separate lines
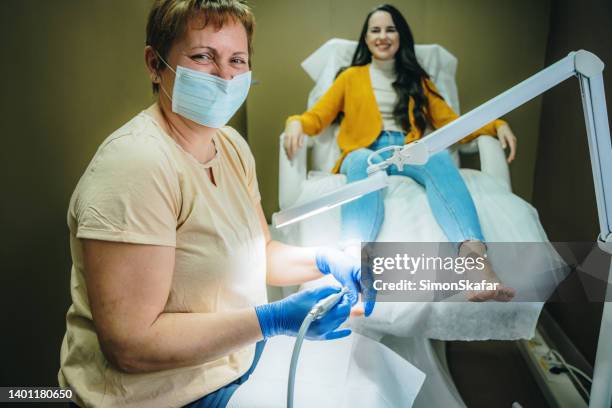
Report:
231,57,247,65
370,27,380,33
191,53,213,63
387,27,397,33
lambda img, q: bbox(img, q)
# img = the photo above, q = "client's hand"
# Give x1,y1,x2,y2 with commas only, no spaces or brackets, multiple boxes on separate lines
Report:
284,119,305,160
255,286,351,340
316,247,376,317
496,123,518,163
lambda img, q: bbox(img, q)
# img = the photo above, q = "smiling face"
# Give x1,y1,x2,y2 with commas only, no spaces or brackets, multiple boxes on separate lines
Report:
145,16,250,104
365,10,400,61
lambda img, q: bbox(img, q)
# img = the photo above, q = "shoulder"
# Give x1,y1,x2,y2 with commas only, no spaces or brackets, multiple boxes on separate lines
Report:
323,66,368,93
95,113,176,174
337,65,368,81
217,126,251,156
71,113,180,218
217,126,255,169
73,113,179,209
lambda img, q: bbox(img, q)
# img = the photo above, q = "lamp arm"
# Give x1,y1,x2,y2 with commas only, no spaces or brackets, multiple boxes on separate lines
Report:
385,50,612,247
414,51,577,156
397,49,612,408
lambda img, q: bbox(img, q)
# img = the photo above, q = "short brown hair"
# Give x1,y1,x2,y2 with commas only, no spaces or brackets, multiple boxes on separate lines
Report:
146,0,255,93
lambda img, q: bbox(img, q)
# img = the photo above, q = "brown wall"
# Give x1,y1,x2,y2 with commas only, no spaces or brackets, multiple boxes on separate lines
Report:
0,0,157,386
247,0,552,219
534,0,612,366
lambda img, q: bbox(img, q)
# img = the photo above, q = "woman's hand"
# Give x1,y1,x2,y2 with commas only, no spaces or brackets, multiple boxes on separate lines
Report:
283,119,305,161
496,123,518,163
315,248,376,317
255,286,352,340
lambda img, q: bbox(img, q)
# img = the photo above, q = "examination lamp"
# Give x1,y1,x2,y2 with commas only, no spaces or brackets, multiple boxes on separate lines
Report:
273,50,612,407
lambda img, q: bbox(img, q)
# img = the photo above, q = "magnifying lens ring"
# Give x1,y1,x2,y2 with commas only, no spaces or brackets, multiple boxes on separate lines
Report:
367,145,402,167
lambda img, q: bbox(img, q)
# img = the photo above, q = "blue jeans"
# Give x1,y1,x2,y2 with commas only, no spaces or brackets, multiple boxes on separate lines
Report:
68,341,265,408
183,340,266,407
340,130,485,243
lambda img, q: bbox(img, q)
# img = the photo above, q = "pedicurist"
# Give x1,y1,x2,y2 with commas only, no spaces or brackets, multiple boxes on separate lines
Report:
58,1,372,407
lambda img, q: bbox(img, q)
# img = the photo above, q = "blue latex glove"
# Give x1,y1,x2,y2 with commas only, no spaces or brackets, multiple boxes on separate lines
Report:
255,286,351,340
315,247,376,316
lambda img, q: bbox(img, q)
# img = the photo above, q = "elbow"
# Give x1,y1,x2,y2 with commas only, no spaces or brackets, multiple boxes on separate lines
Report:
265,266,277,286
265,274,278,286
109,352,144,375
99,336,149,374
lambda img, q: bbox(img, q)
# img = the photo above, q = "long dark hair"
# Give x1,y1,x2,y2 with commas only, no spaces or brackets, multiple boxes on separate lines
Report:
344,4,438,133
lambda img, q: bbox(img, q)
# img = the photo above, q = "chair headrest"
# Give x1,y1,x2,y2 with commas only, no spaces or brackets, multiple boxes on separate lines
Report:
301,38,357,82
301,38,460,113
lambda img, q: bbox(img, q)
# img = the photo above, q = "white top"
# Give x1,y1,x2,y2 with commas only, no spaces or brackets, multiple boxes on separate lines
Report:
369,58,403,132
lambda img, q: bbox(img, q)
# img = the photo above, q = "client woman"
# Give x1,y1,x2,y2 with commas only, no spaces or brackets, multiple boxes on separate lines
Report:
284,4,516,302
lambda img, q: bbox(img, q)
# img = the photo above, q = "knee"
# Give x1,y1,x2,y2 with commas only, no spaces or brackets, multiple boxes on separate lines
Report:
432,149,451,161
348,148,375,163
342,149,375,174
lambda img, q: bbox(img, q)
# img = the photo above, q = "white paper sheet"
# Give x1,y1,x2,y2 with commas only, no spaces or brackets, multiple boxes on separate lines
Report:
227,333,426,408
295,169,569,341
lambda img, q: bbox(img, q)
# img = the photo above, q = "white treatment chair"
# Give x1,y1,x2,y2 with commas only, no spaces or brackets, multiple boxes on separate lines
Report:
272,40,565,407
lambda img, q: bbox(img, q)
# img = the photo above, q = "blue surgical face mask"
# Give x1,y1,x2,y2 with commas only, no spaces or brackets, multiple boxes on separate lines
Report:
156,52,251,128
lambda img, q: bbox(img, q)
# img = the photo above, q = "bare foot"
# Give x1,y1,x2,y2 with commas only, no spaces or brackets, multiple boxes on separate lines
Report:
459,241,515,302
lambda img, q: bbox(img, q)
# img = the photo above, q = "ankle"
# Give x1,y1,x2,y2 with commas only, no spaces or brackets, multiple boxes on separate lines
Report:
459,240,487,257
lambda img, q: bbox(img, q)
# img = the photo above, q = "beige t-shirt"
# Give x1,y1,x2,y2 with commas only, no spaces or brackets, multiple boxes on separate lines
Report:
58,111,268,408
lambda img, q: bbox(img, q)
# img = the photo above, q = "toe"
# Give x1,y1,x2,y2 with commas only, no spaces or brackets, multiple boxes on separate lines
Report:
467,290,496,302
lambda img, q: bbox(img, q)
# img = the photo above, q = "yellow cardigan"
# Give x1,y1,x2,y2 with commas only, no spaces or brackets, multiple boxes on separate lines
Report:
288,64,506,173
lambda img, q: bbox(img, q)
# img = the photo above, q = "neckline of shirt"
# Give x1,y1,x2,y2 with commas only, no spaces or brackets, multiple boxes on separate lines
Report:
141,110,221,169
370,57,396,74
